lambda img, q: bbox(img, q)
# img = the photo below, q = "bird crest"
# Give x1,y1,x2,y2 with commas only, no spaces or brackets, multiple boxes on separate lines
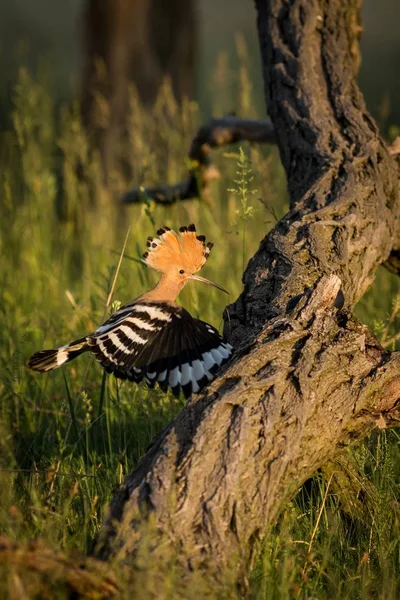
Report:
142,224,213,274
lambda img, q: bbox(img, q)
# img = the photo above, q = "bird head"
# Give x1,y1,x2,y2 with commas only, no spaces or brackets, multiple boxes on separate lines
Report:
142,224,228,294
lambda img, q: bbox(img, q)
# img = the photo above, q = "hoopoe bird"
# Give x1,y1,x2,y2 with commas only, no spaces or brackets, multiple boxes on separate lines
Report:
28,224,233,399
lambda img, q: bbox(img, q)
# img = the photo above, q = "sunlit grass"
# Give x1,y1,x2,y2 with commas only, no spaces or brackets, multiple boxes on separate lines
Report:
0,50,400,598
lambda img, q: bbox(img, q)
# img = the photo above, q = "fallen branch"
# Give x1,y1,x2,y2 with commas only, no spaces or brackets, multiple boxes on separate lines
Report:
121,117,275,204
0,537,118,598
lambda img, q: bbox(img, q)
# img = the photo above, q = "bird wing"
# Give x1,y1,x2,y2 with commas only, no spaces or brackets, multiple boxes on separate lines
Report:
87,301,232,398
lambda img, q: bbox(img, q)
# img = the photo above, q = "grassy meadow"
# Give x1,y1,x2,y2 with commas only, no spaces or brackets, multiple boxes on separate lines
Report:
1,54,400,598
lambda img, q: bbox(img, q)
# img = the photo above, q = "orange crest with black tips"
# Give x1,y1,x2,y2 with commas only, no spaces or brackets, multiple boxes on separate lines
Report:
142,224,213,275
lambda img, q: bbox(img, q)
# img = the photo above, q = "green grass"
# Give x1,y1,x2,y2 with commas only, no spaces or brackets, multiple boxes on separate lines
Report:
251,433,400,599
1,58,400,598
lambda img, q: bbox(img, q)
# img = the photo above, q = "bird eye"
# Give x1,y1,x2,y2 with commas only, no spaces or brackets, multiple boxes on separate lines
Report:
179,269,185,274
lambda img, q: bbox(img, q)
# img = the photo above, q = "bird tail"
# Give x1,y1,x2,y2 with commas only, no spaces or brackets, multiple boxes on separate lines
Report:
28,337,89,372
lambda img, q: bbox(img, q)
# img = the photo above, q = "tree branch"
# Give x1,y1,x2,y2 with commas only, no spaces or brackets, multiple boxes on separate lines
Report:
121,116,275,204
96,0,400,591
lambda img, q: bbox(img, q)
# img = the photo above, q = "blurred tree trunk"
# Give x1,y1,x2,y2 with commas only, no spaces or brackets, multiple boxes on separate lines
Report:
81,0,196,184
94,0,400,592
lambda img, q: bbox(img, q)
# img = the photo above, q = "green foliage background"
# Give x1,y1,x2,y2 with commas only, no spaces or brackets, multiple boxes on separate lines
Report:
1,54,400,598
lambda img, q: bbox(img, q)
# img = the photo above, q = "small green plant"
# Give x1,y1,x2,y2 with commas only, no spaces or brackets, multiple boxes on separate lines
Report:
228,146,257,272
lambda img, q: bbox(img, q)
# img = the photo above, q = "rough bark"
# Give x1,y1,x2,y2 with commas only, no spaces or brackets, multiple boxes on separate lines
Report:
228,0,400,345
81,0,196,183
96,0,400,590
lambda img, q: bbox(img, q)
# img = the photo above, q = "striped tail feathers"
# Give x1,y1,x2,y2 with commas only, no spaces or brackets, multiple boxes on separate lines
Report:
28,337,89,372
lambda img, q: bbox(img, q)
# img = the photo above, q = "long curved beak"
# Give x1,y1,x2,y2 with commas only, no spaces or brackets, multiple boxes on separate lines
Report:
190,274,229,294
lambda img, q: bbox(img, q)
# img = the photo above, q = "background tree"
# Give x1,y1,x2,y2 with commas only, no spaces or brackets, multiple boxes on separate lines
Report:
81,0,197,184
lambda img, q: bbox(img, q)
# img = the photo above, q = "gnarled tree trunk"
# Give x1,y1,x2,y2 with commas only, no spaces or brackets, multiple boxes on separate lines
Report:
96,0,400,590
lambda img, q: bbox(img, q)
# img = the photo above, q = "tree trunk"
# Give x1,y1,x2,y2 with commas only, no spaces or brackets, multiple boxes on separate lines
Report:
81,0,196,184
96,0,400,590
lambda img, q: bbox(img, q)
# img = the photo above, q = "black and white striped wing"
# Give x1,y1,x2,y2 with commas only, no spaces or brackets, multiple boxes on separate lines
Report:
87,302,171,378
87,302,232,398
